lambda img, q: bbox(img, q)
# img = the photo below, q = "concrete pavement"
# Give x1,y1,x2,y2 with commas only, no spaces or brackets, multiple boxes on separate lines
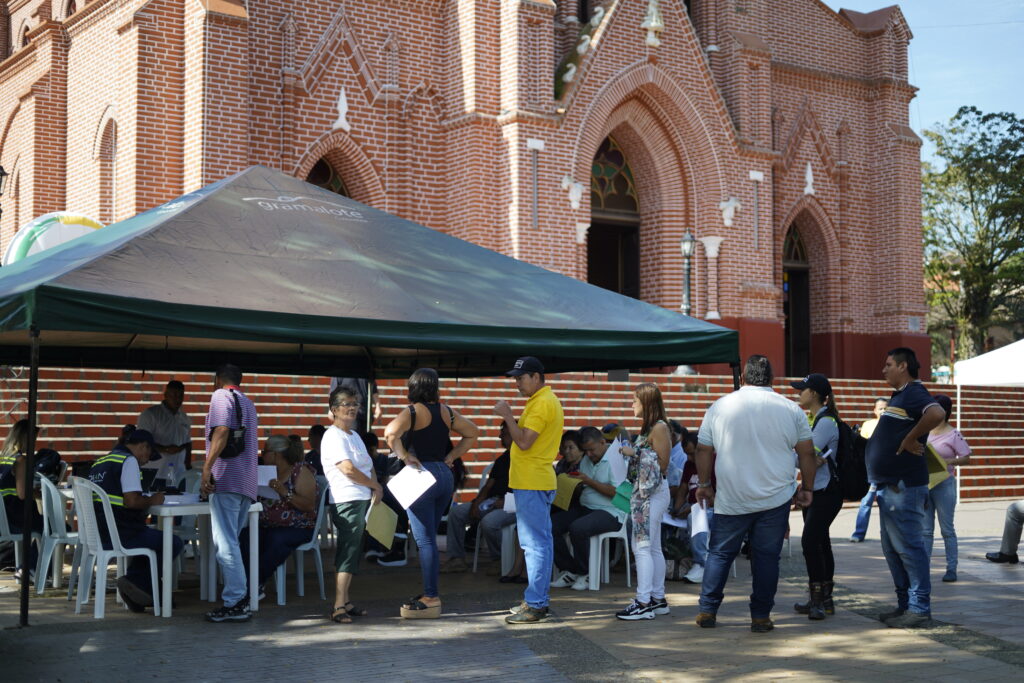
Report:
1,500,1021,682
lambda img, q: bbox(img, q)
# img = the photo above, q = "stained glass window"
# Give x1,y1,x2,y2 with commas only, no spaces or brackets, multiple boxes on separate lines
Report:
783,228,808,265
591,137,639,214
306,158,349,197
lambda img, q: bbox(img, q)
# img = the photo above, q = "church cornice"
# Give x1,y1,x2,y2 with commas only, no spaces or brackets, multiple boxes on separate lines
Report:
771,60,917,97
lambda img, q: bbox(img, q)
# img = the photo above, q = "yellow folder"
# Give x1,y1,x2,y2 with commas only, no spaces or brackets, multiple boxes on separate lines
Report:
364,500,399,549
925,444,951,490
553,473,584,511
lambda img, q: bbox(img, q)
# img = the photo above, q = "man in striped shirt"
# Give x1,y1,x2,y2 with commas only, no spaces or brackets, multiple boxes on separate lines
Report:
202,364,259,623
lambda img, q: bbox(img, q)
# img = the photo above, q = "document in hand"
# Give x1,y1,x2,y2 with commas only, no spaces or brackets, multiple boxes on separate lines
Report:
553,473,583,511
606,437,629,484
661,513,688,529
690,502,710,536
386,465,438,509
257,466,280,500
365,501,399,549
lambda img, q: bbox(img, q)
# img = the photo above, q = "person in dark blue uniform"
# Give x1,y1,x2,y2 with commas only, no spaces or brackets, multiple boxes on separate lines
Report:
88,428,183,612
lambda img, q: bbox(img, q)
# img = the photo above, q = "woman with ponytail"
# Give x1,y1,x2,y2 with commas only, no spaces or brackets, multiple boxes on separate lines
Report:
790,373,844,621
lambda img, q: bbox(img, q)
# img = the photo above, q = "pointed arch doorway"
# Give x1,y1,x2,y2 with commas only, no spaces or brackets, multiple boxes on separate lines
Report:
783,227,811,377
588,136,640,299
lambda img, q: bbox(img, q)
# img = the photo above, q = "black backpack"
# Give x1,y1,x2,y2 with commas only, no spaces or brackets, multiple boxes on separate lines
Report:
814,413,868,501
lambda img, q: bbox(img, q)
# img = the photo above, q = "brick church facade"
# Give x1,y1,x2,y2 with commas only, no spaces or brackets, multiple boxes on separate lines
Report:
0,0,929,379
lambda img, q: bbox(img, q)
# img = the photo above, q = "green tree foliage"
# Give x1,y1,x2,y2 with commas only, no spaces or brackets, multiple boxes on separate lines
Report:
923,106,1024,360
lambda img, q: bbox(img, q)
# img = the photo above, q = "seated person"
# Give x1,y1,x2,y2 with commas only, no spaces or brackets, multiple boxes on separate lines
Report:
666,421,688,499
671,433,713,584
239,434,319,596
555,430,584,475
88,428,184,612
550,426,626,590
305,424,327,476
441,422,515,573
1,419,44,584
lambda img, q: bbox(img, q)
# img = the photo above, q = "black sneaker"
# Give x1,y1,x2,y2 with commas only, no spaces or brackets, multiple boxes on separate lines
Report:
116,576,151,613
205,599,252,623
651,597,670,615
377,548,408,567
616,599,655,621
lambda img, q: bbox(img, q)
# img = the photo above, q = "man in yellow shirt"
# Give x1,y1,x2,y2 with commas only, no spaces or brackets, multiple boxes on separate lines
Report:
496,356,564,624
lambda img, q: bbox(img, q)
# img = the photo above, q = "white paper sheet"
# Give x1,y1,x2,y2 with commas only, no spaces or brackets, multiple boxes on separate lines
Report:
606,436,629,484
162,493,200,505
386,465,437,509
258,465,277,487
690,502,710,536
662,513,688,529
503,493,516,514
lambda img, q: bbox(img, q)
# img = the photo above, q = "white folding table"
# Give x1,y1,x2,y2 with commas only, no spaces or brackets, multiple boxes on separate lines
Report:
148,500,262,618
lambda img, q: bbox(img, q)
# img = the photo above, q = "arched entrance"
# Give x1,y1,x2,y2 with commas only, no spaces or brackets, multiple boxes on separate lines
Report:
588,136,640,299
305,158,349,196
783,227,811,377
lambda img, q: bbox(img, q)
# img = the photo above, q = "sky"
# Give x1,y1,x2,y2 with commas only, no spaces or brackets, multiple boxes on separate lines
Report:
823,0,1024,161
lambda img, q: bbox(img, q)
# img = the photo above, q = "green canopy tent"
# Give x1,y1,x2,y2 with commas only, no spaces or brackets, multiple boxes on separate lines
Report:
0,165,738,624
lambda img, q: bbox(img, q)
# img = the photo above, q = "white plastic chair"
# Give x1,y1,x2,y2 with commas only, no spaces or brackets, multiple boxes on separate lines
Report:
70,476,161,618
315,475,333,548
36,478,83,595
588,518,632,590
274,486,330,605
0,491,41,572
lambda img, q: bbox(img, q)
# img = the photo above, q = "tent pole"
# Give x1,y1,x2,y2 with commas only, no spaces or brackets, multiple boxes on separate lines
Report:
19,326,40,627
730,362,740,391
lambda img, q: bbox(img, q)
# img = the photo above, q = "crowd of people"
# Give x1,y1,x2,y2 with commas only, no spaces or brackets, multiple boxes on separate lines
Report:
2,348,1021,632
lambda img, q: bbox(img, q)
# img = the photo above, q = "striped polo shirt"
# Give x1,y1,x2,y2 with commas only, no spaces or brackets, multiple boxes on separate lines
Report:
205,387,259,500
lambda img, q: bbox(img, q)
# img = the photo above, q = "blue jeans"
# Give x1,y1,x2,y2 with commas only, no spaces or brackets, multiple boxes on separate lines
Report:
121,526,184,597
239,525,314,589
852,484,877,541
924,476,958,573
210,492,251,607
691,508,714,567
699,501,789,619
514,489,556,609
407,462,455,599
877,482,931,615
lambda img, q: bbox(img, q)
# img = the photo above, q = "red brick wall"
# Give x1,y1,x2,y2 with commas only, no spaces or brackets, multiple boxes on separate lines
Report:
1,0,928,381
4,368,1020,500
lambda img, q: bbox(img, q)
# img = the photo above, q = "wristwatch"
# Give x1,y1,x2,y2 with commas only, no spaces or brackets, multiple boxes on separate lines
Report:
697,480,713,489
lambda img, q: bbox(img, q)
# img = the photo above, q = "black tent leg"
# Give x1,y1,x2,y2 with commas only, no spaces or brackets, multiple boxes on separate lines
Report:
730,362,740,391
19,326,39,627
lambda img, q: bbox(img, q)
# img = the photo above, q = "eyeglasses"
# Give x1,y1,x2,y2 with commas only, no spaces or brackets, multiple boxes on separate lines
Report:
336,401,360,409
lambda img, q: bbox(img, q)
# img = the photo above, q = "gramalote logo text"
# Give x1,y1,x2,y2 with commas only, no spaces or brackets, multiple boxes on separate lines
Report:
241,195,366,221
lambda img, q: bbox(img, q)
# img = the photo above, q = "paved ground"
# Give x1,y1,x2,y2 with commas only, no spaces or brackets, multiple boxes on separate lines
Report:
1,500,1021,682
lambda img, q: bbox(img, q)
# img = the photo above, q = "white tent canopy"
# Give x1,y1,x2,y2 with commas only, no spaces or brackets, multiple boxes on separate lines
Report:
954,338,1024,386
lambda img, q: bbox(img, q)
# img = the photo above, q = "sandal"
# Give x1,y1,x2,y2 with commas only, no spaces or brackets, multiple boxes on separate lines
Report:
345,602,367,617
400,595,442,620
331,605,352,624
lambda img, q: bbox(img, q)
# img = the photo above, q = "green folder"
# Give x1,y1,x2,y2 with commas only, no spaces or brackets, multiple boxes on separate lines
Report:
612,481,633,514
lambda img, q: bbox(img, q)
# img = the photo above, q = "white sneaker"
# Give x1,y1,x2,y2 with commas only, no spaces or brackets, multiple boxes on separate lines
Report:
683,564,704,584
550,571,577,588
571,574,590,590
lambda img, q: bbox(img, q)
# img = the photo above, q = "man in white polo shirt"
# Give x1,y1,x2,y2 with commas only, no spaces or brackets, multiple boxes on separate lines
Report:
693,355,817,633
137,380,192,490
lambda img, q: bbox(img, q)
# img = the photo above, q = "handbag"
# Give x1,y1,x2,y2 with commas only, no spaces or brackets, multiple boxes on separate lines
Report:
210,389,247,459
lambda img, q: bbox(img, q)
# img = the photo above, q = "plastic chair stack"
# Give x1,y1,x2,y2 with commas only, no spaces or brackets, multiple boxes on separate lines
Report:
36,477,83,596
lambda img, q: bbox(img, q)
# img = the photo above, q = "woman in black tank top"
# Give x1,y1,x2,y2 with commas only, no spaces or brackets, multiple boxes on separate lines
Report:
385,368,479,619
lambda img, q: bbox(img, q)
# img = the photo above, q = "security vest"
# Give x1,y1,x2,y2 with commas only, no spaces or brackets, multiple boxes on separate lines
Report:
0,451,17,501
88,447,147,537
0,450,21,524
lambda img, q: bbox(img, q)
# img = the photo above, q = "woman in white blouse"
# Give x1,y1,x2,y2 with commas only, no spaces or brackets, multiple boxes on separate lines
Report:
321,388,383,624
